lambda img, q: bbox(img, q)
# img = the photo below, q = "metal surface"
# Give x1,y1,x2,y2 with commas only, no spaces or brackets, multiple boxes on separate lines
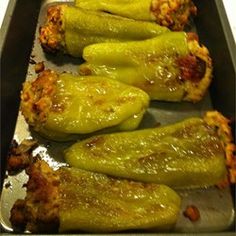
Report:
0,0,235,234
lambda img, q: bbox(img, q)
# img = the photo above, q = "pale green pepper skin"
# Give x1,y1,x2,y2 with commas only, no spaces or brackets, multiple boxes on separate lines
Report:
79,32,212,102
20,70,149,141
39,5,169,57
75,0,155,21
58,167,181,232
65,116,227,188
64,6,169,56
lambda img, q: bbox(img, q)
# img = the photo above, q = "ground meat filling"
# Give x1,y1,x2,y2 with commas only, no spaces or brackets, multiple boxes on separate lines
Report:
20,70,58,129
10,199,28,231
10,161,60,233
204,111,236,186
177,55,206,82
151,0,197,31
39,5,65,53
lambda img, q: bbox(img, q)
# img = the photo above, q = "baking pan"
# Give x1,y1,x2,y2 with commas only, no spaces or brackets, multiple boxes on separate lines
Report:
0,0,235,234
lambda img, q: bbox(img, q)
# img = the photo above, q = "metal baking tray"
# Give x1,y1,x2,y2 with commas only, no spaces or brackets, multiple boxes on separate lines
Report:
1,0,235,234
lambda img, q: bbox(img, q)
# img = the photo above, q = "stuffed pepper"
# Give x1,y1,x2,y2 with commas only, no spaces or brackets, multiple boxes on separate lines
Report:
75,0,197,31
39,4,169,57
79,32,212,102
10,160,181,233
20,70,149,141
65,111,235,189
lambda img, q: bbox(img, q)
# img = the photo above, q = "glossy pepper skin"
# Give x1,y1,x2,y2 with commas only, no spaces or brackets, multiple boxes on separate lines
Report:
20,70,149,141
65,112,229,189
10,160,181,233
75,0,197,31
79,32,212,102
39,5,169,57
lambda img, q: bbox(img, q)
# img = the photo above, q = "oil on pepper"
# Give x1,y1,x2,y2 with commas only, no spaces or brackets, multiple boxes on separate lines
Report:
79,32,212,102
20,70,149,141
65,111,232,189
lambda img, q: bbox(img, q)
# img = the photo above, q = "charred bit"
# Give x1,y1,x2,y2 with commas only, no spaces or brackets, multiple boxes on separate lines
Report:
7,139,38,173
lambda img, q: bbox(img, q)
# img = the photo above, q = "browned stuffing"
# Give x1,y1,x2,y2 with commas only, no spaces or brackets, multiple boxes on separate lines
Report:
39,5,66,53
183,205,200,222
20,69,58,130
7,139,38,173
10,199,28,230
10,160,60,233
204,111,236,186
151,0,197,31
177,55,206,82
182,36,213,102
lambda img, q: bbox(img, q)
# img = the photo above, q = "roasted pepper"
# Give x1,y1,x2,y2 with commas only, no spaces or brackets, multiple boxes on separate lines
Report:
79,32,212,102
75,0,197,31
20,70,149,141
65,112,233,189
39,4,169,57
10,160,181,233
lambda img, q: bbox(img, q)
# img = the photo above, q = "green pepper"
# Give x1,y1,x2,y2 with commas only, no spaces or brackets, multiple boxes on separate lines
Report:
75,0,197,31
79,32,212,102
65,112,228,189
39,4,169,57
20,70,149,141
10,160,181,233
